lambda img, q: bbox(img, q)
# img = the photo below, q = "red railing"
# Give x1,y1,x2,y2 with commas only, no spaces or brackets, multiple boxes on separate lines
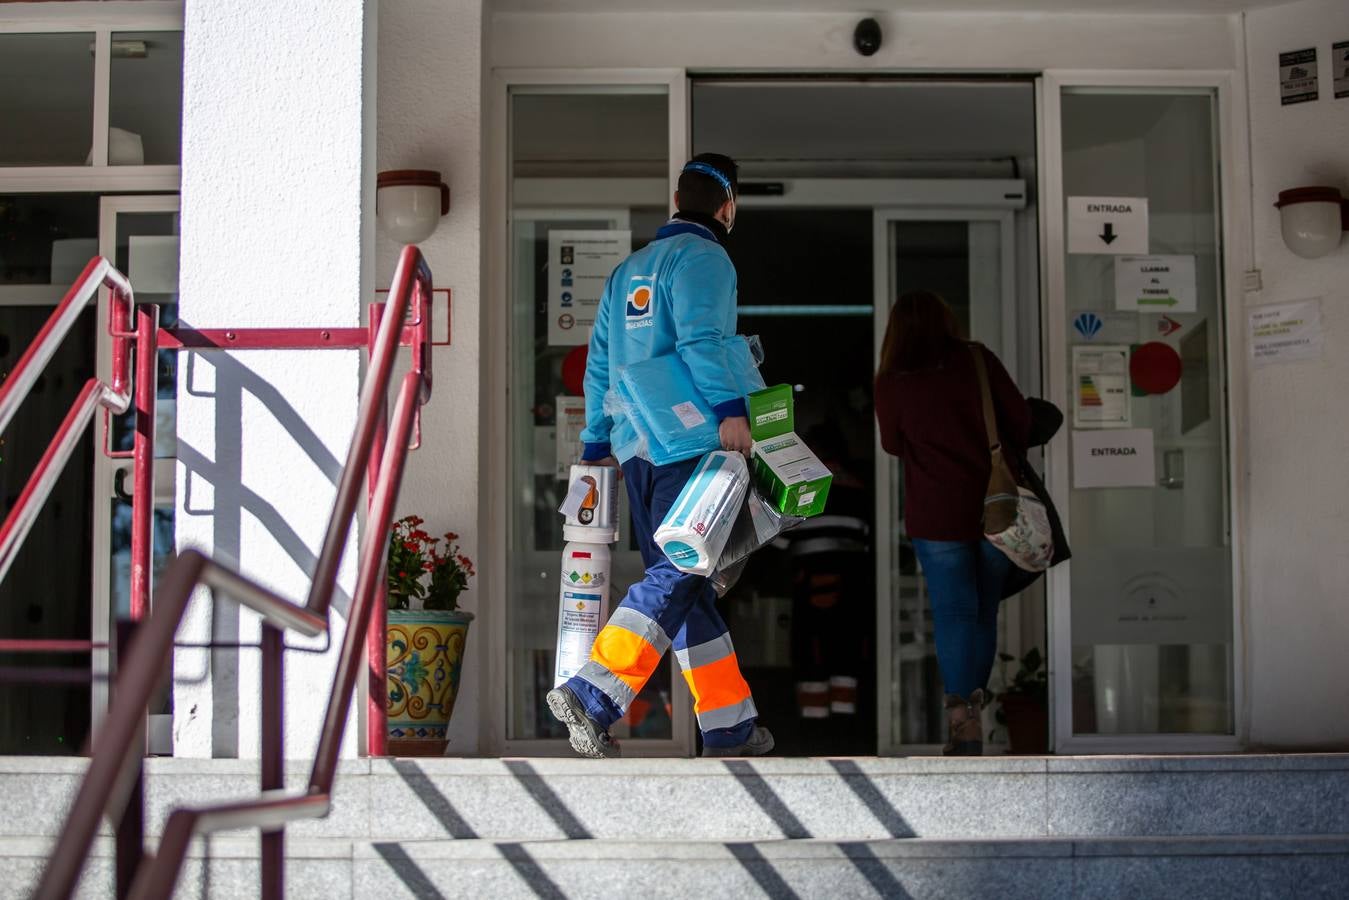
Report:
30,245,434,900
0,257,157,638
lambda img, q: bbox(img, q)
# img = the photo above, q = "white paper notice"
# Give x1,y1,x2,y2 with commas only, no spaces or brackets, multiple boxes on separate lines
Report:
555,395,586,481
1072,346,1131,428
1114,255,1197,313
1072,310,1139,345
547,230,630,346
1249,298,1324,367
1073,428,1156,489
1068,196,1149,255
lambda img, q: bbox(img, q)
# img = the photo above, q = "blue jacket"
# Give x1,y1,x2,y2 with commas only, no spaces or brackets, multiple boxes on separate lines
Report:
581,218,746,464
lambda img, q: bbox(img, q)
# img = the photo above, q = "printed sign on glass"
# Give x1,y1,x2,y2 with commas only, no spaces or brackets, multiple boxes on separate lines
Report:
547,230,630,346
1073,345,1131,428
1114,255,1197,313
1067,196,1149,255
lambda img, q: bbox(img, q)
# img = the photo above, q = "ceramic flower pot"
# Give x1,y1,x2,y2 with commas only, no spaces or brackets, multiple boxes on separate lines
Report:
386,607,473,756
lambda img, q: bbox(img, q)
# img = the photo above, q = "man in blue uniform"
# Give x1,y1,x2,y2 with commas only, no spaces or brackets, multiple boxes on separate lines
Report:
546,154,773,759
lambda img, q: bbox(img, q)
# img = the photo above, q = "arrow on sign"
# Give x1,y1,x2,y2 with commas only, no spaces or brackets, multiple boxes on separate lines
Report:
1138,297,1178,308
1100,223,1118,245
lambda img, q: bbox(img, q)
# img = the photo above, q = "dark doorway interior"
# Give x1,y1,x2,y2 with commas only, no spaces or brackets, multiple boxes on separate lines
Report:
719,208,878,756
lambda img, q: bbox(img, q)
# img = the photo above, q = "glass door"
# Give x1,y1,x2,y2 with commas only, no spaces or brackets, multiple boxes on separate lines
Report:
1042,76,1239,752
93,195,179,748
504,84,693,755
873,209,1028,754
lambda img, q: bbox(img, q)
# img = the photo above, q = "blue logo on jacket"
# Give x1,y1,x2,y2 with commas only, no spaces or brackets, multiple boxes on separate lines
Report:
625,275,655,325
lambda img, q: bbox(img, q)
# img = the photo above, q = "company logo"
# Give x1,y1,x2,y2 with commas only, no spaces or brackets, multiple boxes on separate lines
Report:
1073,312,1104,340
626,276,654,321
1157,315,1182,337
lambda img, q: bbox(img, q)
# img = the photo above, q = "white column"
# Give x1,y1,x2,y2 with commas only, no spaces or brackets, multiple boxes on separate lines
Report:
174,0,378,758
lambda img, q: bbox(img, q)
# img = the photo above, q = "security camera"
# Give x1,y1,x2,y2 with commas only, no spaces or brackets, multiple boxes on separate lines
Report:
854,18,882,57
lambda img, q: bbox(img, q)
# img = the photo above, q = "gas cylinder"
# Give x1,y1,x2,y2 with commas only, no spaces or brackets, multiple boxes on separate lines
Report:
553,541,612,687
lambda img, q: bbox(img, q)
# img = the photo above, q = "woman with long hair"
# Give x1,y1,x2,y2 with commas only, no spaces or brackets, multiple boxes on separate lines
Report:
874,290,1031,756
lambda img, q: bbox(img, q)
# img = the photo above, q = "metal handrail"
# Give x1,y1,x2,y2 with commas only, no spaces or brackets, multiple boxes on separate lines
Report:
34,245,435,900
0,257,144,591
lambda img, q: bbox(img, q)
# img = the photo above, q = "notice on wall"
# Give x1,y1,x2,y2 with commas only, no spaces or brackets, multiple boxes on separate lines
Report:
1072,428,1156,489
555,395,587,481
1279,47,1319,105
1072,310,1138,345
1073,346,1131,428
1114,255,1197,313
1249,298,1324,367
547,230,630,346
1334,41,1349,99
1068,196,1149,255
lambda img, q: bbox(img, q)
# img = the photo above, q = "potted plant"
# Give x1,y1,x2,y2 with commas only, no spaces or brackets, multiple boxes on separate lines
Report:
993,647,1049,755
385,516,475,757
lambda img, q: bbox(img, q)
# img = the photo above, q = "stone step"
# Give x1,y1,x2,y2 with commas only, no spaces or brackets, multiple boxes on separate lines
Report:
6,835,1349,899
3,754,1347,845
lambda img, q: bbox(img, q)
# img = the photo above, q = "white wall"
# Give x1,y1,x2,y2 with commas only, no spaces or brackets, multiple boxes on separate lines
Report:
174,0,376,758
491,10,1238,71
376,0,485,755
1242,0,1349,749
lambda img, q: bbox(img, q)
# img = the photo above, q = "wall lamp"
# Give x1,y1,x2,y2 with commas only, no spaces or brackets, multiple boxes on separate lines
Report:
1275,186,1347,259
376,169,450,245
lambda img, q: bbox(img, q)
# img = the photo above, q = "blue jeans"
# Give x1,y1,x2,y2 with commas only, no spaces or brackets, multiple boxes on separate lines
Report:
911,538,1014,699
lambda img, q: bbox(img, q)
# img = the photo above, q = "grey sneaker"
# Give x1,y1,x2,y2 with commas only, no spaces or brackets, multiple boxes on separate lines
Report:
701,725,775,758
546,685,621,759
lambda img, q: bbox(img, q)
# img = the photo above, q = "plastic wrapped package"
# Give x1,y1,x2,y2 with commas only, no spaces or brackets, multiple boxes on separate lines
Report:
608,336,766,466
708,488,805,597
654,451,749,576
620,354,720,464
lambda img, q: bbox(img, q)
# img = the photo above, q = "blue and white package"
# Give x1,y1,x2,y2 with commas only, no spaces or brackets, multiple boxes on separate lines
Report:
619,354,720,464
616,336,765,466
654,451,750,576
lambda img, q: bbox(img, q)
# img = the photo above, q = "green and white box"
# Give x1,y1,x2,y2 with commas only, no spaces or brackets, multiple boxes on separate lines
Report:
751,432,832,518
748,383,794,441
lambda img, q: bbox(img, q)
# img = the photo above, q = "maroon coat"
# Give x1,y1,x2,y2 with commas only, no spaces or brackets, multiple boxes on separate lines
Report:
874,343,1031,542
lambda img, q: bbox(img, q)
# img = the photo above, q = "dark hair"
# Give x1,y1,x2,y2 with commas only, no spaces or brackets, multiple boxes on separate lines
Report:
877,290,964,373
676,153,738,216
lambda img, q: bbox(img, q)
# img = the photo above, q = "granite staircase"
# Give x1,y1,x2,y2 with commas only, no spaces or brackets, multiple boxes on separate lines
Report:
4,753,1348,898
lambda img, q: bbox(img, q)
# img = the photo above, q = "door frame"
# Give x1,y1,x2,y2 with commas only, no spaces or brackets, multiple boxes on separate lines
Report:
92,193,180,735
871,206,1021,757
1038,70,1251,754
485,68,694,756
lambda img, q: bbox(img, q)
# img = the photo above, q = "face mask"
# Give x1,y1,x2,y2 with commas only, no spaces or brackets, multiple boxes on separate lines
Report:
721,198,737,235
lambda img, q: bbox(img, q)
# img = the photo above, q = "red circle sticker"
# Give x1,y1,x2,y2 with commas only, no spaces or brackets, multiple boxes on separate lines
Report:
1130,341,1182,395
557,314,575,330
561,345,588,396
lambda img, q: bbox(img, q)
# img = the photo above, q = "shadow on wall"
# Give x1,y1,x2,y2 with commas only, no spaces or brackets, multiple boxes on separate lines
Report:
175,342,354,756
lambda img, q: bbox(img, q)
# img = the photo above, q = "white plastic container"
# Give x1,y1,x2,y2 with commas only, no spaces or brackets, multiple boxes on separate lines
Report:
654,451,750,576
